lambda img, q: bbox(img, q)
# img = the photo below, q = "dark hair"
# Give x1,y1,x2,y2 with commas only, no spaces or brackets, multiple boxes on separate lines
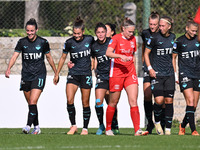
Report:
95,22,107,33
105,23,116,36
186,14,198,27
26,18,38,30
73,16,85,31
160,16,174,31
149,11,159,20
120,17,135,32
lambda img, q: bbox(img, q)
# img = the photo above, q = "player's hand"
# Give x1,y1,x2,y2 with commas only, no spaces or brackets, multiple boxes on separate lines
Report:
149,69,156,78
120,55,132,62
53,75,59,85
5,69,10,78
67,61,75,69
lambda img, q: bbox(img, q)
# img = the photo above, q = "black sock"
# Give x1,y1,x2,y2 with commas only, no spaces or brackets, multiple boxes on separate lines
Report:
67,103,76,125
185,106,196,132
144,101,154,125
33,105,39,126
165,104,173,129
111,109,119,130
154,103,162,122
182,107,196,128
27,105,37,127
83,107,91,129
161,108,165,130
95,106,104,125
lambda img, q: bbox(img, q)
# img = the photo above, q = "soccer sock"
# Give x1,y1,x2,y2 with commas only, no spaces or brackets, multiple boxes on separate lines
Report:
27,105,37,127
185,106,196,132
111,109,119,130
95,106,104,125
165,104,173,129
181,105,196,128
33,105,39,126
161,108,166,130
130,106,140,133
83,107,91,129
106,105,116,131
154,103,162,123
144,101,154,125
67,103,76,125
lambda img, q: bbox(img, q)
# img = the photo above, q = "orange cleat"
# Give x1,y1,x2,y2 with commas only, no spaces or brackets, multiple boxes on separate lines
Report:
178,124,185,135
192,130,199,136
80,128,88,135
67,125,78,135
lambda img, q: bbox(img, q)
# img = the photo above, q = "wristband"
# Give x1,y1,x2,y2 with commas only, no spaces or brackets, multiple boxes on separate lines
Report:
148,65,152,71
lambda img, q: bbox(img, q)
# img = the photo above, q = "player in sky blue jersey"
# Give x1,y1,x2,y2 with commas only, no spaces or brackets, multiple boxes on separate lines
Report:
141,11,160,134
5,18,57,134
173,17,200,136
54,17,94,135
144,16,176,135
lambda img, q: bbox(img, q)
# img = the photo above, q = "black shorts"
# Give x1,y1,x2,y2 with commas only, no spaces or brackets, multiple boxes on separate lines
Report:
95,78,109,90
179,75,200,92
67,75,92,89
143,71,151,83
20,78,46,92
150,75,175,98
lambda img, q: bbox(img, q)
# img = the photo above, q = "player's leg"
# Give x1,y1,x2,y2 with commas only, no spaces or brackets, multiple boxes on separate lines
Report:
66,83,78,135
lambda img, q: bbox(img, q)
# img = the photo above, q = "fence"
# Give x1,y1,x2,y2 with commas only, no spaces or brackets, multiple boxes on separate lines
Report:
0,0,200,36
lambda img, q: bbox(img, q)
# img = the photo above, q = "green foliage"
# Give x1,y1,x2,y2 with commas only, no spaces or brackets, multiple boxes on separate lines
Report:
172,119,180,128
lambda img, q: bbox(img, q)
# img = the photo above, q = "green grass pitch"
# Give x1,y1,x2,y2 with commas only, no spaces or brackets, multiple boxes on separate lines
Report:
0,127,200,150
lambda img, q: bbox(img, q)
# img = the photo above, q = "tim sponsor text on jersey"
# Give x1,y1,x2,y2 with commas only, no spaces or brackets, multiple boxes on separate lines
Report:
71,49,91,59
23,52,42,60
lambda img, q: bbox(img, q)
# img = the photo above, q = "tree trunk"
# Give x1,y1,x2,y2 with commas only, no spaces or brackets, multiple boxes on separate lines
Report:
24,0,40,28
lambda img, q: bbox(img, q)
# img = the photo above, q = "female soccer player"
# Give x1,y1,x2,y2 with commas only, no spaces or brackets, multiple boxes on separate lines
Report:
172,17,200,136
105,18,148,136
105,23,116,38
54,16,94,135
5,18,56,134
144,16,176,135
141,11,160,134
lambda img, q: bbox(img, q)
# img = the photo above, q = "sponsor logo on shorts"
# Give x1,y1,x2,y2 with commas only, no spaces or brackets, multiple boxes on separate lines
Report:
67,75,73,79
132,74,137,81
21,80,25,84
114,84,120,90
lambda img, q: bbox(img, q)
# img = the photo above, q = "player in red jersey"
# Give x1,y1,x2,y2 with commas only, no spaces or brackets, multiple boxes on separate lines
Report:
105,18,148,136
194,6,200,42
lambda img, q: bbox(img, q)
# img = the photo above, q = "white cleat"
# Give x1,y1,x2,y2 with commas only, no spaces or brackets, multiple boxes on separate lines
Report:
22,125,31,134
105,130,115,136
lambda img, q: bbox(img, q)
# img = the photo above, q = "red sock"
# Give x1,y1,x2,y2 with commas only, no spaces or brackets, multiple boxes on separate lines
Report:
106,105,116,131
194,6,200,24
130,106,140,133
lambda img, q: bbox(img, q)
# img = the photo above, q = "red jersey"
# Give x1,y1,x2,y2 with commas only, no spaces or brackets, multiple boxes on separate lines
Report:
108,33,137,77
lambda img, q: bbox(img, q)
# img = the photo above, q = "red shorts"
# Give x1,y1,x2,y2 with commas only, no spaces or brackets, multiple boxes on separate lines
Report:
109,74,138,92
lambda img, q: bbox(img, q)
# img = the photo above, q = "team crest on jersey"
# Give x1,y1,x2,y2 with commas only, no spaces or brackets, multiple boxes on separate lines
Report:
85,43,89,48
23,46,28,49
195,42,200,47
130,42,135,48
109,39,113,44
35,45,41,50
147,39,151,45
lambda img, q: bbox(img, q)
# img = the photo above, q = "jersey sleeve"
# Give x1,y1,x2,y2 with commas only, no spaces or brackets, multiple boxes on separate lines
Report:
63,40,71,54
108,36,118,49
91,43,96,58
141,31,145,42
133,36,137,52
14,39,23,53
173,39,180,54
43,40,50,54
146,36,155,50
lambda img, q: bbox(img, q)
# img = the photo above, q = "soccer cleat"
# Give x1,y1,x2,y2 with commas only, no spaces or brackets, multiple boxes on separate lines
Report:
178,124,185,135
67,125,78,135
134,129,148,136
22,125,31,134
96,124,105,135
80,128,88,135
154,123,164,135
112,129,120,135
105,130,115,136
192,130,199,136
145,124,154,134
31,127,41,135
165,130,171,135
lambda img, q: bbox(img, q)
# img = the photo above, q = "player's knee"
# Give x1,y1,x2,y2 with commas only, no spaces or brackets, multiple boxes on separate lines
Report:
95,99,104,107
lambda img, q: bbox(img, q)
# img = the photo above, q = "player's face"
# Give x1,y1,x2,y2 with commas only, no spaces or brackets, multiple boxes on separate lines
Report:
26,25,37,41
186,24,198,38
159,19,171,35
105,25,114,38
122,26,135,39
73,28,84,41
149,18,159,33
96,27,106,42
